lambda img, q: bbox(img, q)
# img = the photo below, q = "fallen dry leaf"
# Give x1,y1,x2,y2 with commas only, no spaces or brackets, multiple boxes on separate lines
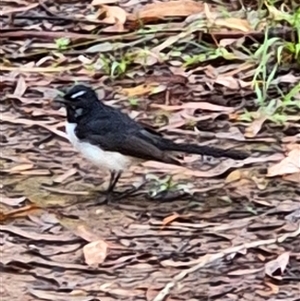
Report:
1,3,39,15
150,102,234,112
227,268,263,276
73,225,100,242
2,1,300,300
265,252,290,280
99,5,127,31
13,76,27,97
92,0,120,4
0,65,80,73
2,114,67,139
28,288,96,301
245,115,268,138
265,281,280,294
122,83,159,97
267,148,300,177
283,172,300,183
0,204,41,222
83,240,108,266
7,164,34,173
132,0,205,19
214,75,240,90
1,224,77,242
152,32,189,53
53,168,78,183
19,169,51,176
41,185,89,195
215,18,252,32
161,213,180,229
225,169,242,183
0,196,26,206
219,38,239,47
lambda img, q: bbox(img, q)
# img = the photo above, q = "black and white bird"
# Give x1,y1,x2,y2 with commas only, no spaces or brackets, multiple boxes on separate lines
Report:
55,85,248,195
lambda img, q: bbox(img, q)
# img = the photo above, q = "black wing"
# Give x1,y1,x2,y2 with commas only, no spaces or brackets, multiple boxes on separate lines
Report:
75,115,179,165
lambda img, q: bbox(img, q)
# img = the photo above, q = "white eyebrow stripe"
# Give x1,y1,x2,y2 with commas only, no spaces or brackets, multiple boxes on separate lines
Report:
70,90,86,98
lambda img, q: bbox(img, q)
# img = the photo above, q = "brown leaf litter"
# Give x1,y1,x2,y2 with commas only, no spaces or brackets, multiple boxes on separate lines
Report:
1,0,300,301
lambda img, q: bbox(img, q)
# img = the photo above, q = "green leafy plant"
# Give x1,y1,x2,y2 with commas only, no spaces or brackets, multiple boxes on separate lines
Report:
95,53,133,78
281,83,300,107
128,97,139,107
251,29,280,105
55,37,70,50
265,3,300,64
146,174,192,198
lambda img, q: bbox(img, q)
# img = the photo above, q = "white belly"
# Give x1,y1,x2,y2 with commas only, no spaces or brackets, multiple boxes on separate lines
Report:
65,122,132,172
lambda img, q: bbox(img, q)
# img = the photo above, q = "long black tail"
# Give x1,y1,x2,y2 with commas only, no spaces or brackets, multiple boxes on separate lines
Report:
160,140,249,160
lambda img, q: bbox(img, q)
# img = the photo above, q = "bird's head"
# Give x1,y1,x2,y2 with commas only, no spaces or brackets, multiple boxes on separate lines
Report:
54,85,99,109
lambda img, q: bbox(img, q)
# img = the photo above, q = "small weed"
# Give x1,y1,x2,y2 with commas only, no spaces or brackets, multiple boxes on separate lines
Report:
146,174,192,198
183,53,208,67
266,5,300,64
280,83,300,108
94,53,133,78
239,110,254,122
245,205,258,215
251,29,280,105
239,2,300,128
185,119,197,129
55,38,70,50
182,43,217,67
128,97,139,107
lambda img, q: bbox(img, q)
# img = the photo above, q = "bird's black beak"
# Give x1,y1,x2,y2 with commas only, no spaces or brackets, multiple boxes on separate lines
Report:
52,94,69,110
53,87,70,104
53,95,68,104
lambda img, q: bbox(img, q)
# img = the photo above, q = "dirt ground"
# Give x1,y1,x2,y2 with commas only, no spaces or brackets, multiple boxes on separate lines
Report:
1,1,300,300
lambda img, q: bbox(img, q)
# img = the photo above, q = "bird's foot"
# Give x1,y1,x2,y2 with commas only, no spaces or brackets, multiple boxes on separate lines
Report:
114,185,144,200
95,182,146,205
94,191,116,205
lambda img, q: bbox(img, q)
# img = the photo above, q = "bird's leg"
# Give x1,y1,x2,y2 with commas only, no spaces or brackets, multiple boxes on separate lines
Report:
96,171,145,205
107,171,116,192
96,171,122,204
107,170,144,200
107,171,122,194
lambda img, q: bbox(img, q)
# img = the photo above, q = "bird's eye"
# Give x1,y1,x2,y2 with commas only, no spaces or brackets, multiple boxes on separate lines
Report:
70,90,86,99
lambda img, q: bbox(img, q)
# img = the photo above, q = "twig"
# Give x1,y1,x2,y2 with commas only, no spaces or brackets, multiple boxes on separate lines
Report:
0,14,102,25
152,225,300,301
0,30,100,40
